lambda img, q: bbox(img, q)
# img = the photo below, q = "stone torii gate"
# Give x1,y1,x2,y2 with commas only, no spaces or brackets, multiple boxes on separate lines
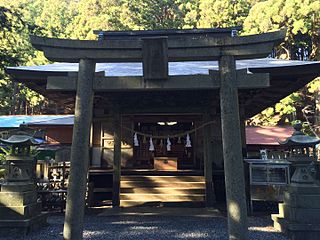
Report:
30,29,285,240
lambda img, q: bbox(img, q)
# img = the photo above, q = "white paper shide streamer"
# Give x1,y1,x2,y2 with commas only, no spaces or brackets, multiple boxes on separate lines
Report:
133,133,139,147
166,137,171,151
185,133,192,148
149,137,155,151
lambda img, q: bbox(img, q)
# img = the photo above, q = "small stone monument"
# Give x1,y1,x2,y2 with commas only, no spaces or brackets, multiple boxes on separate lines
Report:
272,123,320,240
0,127,47,236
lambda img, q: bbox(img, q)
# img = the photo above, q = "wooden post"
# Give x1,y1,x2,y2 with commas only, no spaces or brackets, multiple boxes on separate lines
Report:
63,59,95,240
239,108,251,214
219,55,248,240
112,111,121,207
203,113,215,207
239,108,247,158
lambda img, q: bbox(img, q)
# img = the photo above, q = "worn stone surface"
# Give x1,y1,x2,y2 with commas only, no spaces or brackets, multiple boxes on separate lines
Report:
0,185,46,237
30,30,285,62
284,192,320,208
0,191,37,206
142,37,168,80
47,71,269,91
0,183,35,192
63,59,95,240
219,55,248,240
273,184,320,239
0,202,41,220
0,213,48,237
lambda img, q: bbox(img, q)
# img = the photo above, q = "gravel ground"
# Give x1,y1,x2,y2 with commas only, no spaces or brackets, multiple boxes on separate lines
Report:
0,214,288,240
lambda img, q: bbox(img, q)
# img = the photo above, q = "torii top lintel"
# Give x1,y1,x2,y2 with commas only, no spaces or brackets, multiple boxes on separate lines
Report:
30,29,286,63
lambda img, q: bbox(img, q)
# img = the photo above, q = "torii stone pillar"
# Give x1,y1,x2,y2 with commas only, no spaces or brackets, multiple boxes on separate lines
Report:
112,111,121,207
219,55,248,240
63,59,95,240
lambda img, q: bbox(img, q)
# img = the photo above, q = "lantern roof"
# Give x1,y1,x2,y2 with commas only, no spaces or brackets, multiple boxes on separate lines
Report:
0,134,42,146
278,123,320,147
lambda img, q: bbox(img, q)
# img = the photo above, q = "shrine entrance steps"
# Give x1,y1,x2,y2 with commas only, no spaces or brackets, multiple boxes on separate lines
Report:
120,175,205,207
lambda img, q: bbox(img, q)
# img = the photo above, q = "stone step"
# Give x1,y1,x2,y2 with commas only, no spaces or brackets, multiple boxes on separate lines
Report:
120,193,205,201
121,187,205,194
277,203,285,218
121,181,205,188
120,200,205,208
120,175,205,207
271,214,286,232
121,175,204,182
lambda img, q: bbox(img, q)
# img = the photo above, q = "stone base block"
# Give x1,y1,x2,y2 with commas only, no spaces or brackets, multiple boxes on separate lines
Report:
287,206,320,224
278,203,320,224
0,212,48,237
0,191,37,206
272,215,320,240
284,192,320,208
0,183,36,192
287,184,320,195
0,202,41,220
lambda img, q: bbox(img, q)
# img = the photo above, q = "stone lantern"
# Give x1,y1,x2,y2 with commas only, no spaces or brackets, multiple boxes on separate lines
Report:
272,123,320,240
1,134,39,183
0,128,47,236
278,122,320,184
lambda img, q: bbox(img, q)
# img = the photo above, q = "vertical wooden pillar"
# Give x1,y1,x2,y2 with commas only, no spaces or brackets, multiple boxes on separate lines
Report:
63,59,95,240
239,108,251,213
219,55,248,240
239,108,247,158
203,113,215,207
112,111,121,207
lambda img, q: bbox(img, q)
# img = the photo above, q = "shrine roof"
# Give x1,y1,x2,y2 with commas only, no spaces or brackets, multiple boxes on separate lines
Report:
5,58,320,119
6,58,320,77
0,115,74,128
246,126,294,145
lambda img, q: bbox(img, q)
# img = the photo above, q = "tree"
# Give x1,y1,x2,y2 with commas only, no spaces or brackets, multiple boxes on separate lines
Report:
197,0,253,28
66,0,125,40
243,0,320,128
244,0,320,60
0,5,45,115
121,0,185,30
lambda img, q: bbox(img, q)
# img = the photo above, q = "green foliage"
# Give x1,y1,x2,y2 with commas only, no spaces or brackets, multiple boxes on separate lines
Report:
0,146,10,179
121,0,185,30
244,0,320,127
0,0,319,130
198,0,253,28
66,0,126,40
0,146,10,165
0,3,47,114
243,0,320,60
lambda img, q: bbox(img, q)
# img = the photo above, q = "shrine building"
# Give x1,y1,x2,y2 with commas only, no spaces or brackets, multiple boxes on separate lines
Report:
5,28,320,239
